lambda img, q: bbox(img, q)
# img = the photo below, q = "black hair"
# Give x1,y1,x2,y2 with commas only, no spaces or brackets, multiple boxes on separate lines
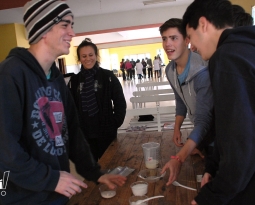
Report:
159,18,186,38
232,5,253,27
77,38,100,67
183,0,233,30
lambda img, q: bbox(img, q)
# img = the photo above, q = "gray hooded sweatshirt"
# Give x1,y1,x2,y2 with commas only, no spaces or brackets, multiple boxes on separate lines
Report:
165,51,213,145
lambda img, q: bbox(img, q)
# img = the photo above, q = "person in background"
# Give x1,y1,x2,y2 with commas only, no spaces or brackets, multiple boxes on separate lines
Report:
68,38,126,161
232,4,254,27
130,58,136,79
146,57,153,79
120,58,126,81
141,59,147,78
125,59,133,80
183,0,255,204
160,18,214,186
136,59,143,80
157,55,163,77
153,56,160,78
0,1,126,205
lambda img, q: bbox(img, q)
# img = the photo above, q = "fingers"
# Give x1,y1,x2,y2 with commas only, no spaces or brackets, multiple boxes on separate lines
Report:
173,134,184,147
55,171,88,198
164,160,181,186
201,173,211,187
191,199,197,205
161,164,168,174
98,174,127,189
190,148,204,159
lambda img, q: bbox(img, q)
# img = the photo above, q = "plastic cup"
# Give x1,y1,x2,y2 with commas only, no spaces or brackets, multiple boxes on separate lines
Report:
99,184,116,199
129,195,148,205
130,181,148,196
142,142,160,169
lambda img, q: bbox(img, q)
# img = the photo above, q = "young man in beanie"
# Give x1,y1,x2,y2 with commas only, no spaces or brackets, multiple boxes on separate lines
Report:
0,0,126,204
183,0,255,204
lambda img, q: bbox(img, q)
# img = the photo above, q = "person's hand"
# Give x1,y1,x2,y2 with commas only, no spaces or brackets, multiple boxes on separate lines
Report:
98,174,127,189
191,199,198,204
55,171,88,198
161,159,182,186
201,172,212,187
190,148,204,159
173,129,184,147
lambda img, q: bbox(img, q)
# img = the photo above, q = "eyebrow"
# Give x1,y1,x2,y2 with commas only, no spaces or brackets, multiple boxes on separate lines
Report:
60,19,74,26
162,35,178,38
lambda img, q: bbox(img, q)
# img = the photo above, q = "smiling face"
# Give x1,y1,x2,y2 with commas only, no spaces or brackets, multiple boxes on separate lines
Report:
161,27,189,63
78,46,97,69
186,18,218,61
44,15,75,57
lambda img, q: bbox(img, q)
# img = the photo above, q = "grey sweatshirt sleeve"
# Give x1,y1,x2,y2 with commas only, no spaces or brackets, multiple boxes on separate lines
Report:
188,69,214,145
173,87,188,117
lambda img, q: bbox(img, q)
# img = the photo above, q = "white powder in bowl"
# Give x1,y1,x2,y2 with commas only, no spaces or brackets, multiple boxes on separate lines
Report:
131,184,148,196
100,190,116,198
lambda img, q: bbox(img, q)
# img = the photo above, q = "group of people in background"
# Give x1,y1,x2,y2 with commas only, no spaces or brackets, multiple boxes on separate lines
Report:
0,0,254,204
119,55,165,80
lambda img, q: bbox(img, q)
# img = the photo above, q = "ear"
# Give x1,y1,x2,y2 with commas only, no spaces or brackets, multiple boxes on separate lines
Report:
185,36,190,46
198,16,209,33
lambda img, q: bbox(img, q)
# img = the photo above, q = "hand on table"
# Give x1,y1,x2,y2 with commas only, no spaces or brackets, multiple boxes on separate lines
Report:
98,174,127,189
173,129,184,147
55,171,88,198
161,159,182,186
201,172,212,187
190,148,204,159
191,199,198,204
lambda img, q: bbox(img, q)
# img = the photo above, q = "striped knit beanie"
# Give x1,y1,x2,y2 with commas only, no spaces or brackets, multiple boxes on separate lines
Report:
23,0,73,44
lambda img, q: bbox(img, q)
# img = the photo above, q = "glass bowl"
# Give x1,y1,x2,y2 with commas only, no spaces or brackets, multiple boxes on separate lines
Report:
99,184,116,199
138,168,166,183
129,195,148,205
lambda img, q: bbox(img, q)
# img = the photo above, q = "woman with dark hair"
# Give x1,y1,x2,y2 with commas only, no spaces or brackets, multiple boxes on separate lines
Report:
68,38,126,161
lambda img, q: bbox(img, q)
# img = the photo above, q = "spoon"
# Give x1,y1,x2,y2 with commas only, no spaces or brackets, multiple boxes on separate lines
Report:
172,181,196,191
135,195,164,205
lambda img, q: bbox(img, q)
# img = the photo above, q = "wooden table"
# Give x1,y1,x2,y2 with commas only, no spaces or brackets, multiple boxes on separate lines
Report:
68,129,205,205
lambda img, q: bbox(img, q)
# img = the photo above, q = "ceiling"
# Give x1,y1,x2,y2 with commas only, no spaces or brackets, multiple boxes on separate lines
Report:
0,0,192,45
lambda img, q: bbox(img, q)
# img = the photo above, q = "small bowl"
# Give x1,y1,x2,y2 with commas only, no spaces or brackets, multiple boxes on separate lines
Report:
138,168,166,183
129,195,148,205
99,184,116,199
130,181,148,196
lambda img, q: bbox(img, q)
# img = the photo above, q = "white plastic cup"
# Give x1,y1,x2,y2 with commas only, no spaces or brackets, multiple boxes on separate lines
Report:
142,142,160,169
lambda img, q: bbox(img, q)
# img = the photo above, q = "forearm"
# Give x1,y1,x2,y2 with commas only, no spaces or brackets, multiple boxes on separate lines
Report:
176,139,197,162
174,115,185,130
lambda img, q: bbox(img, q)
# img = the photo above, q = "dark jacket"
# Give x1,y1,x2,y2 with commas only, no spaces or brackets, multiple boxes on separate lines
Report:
195,26,255,205
0,48,102,205
68,67,126,139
